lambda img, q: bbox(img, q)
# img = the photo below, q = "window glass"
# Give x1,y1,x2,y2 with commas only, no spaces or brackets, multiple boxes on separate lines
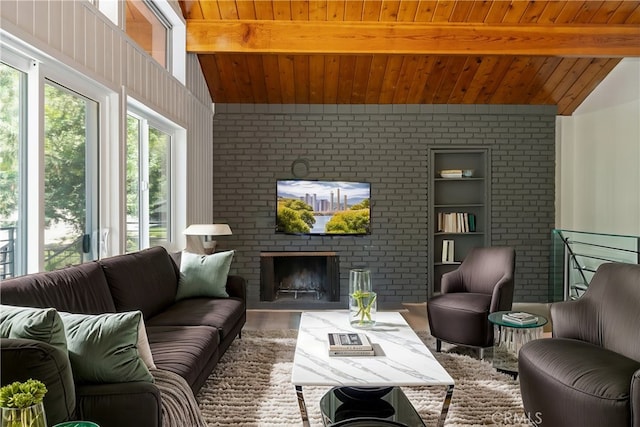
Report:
126,115,141,252
126,113,172,252
125,0,169,68
0,62,23,279
148,127,170,246
44,82,98,270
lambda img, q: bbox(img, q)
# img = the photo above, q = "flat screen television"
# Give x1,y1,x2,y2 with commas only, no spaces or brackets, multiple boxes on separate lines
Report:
276,180,371,235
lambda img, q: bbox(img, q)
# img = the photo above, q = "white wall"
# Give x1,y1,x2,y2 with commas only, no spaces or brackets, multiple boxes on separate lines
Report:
557,58,640,236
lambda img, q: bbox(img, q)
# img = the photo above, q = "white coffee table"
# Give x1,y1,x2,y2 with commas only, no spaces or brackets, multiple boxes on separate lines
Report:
291,311,455,427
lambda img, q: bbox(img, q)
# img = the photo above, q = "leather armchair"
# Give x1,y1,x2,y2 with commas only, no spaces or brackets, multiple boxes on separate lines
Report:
519,262,640,427
427,247,515,357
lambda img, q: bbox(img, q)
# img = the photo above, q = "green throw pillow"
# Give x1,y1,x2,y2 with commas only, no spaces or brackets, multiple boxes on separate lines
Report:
176,250,235,300
0,305,68,355
59,311,153,384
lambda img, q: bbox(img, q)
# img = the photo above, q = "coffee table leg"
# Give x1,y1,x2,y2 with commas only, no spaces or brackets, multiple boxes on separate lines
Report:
438,384,454,427
295,385,310,427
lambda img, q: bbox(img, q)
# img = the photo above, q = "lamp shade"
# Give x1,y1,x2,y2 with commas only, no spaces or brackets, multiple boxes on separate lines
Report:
183,224,232,236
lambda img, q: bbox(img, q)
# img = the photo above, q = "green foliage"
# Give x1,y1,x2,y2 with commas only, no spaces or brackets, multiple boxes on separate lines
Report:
277,198,316,233
0,64,20,222
326,208,370,234
350,199,370,210
43,84,86,234
276,204,311,234
0,379,47,409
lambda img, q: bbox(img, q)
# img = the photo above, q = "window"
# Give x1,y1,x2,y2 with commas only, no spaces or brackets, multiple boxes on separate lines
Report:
0,61,25,279
126,110,173,252
43,82,99,271
125,0,170,69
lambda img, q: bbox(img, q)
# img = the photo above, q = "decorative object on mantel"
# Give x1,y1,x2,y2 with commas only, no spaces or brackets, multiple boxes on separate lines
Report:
348,269,377,328
0,379,47,427
183,224,232,254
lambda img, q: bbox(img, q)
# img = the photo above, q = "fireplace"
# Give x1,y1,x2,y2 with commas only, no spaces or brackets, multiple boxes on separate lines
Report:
260,252,339,303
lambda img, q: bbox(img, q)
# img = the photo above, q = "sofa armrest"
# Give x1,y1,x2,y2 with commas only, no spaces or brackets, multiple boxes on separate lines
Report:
550,298,599,343
226,275,246,301
441,269,464,294
75,382,161,427
0,338,76,425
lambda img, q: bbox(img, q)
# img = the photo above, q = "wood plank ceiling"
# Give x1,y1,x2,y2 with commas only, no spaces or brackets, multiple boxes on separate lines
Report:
179,1,640,115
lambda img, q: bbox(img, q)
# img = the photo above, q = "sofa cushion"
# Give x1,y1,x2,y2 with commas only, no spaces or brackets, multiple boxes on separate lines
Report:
0,305,67,356
176,250,235,300
99,246,180,319
145,325,220,388
59,311,153,384
146,297,245,339
0,262,116,314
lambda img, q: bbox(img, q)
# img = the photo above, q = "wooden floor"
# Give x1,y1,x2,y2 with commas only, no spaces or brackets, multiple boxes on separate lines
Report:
245,303,429,331
244,301,552,333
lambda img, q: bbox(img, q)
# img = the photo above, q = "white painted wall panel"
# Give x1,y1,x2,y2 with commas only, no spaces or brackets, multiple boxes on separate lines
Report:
1,0,215,228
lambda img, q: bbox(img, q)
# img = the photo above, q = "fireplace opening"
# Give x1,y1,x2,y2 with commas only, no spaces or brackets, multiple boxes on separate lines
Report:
260,252,339,303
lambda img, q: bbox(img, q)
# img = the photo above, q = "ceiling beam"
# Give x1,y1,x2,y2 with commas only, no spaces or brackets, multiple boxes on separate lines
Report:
186,20,640,57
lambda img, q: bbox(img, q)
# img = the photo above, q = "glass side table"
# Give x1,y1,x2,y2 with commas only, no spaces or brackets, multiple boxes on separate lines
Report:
487,311,548,377
319,386,425,427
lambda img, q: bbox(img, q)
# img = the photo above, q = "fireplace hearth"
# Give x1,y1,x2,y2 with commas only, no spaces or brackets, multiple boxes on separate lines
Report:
260,252,339,304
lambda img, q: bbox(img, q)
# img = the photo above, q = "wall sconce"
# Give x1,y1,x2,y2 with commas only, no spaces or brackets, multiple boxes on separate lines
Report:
183,224,232,254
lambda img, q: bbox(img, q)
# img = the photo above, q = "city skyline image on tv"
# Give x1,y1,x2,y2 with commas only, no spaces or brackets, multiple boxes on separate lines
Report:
276,180,371,235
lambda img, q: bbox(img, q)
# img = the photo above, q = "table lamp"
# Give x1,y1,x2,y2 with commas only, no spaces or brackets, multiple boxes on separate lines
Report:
183,224,232,254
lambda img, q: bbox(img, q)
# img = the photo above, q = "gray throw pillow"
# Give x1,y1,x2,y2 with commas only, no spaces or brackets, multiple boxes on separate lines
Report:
176,250,234,300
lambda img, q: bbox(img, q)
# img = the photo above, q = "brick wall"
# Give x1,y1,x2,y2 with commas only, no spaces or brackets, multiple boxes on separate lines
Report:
212,104,556,309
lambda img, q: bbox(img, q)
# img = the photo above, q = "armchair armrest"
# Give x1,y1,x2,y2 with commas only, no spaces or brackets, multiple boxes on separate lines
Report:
550,298,599,344
75,382,161,427
226,275,246,301
489,274,515,313
441,268,464,294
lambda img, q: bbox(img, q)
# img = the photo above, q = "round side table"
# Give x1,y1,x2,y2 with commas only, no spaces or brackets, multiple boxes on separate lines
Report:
488,311,548,377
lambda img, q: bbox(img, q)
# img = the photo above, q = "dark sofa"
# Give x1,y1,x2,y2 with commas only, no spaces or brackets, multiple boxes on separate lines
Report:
0,246,246,427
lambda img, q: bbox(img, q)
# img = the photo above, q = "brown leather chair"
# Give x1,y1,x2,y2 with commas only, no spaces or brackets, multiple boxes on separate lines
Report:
519,262,640,427
427,246,515,358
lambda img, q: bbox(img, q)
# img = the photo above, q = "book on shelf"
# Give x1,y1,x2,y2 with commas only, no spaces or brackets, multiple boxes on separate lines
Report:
437,212,477,233
502,312,539,325
327,332,373,351
441,240,455,263
440,169,463,178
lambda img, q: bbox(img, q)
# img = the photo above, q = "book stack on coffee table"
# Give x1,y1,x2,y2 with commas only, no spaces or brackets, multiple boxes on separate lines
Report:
327,332,374,356
501,312,539,326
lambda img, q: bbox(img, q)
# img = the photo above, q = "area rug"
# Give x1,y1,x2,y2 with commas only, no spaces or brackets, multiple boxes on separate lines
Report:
196,330,528,426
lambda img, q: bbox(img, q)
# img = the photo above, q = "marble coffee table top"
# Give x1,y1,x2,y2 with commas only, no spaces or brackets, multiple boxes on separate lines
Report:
291,311,454,387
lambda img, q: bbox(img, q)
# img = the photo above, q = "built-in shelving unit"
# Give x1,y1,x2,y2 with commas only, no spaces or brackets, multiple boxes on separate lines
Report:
428,148,490,297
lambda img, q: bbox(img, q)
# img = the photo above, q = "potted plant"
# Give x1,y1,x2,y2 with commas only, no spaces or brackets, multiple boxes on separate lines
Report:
0,379,47,427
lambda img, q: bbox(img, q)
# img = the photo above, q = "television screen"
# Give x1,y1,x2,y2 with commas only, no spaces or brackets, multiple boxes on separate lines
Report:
276,180,371,235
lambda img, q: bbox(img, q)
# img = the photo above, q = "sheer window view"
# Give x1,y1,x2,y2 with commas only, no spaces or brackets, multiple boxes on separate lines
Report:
125,0,169,68
44,83,98,271
0,62,23,279
126,114,171,252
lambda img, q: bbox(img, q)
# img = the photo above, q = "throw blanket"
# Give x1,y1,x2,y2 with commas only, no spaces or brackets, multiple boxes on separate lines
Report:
151,369,207,427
